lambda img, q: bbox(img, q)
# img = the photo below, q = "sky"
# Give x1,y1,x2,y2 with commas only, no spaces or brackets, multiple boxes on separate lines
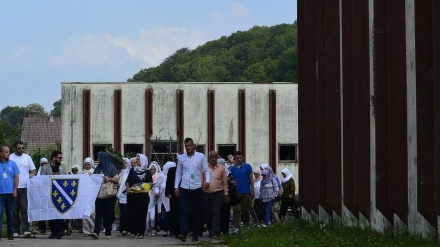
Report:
0,0,297,113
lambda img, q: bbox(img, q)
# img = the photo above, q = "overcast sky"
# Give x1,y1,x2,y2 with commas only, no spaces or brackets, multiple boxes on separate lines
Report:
0,0,297,112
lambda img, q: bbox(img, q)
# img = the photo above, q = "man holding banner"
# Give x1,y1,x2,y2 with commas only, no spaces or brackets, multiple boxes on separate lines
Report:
31,151,102,239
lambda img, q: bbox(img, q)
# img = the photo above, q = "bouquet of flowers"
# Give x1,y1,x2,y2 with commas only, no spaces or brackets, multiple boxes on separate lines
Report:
129,182,153,193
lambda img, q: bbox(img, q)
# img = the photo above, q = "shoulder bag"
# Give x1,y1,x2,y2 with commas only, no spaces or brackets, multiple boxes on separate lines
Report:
98,181,117,199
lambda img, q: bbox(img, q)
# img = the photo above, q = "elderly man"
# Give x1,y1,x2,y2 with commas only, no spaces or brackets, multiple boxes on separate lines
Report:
202,151,229,238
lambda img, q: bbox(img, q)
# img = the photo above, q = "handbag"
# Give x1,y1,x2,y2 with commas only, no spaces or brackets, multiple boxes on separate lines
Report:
98,181,117,199
228,180,241,206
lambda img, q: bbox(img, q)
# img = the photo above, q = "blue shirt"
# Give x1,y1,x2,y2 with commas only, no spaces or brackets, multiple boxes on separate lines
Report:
231,162,253,194
175,151,210,190
0,159,20,194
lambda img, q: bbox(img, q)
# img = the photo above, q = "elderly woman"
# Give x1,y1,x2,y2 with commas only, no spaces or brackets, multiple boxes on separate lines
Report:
90,152,119,239
259,169,279,228
126,154,152,238
278,168,296,221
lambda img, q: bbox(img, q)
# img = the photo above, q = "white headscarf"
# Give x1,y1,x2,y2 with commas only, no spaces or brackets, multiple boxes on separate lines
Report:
71,164,81,173
281,168,293,183
124,158,131,168
260,163,269,170
149,161,161,182
83,157,94,173
40,157,48,165
37,158,49,176
157,161,176,190
135,153,148,172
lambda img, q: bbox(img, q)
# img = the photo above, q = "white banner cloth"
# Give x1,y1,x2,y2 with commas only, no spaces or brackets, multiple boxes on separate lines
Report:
28,174,103,221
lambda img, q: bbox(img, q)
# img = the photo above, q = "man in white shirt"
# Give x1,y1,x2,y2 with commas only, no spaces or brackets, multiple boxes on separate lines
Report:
9,140,36,238
174,138,210,242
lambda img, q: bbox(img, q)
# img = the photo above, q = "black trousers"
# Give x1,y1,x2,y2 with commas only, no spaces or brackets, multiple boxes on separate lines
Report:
94,196,116,236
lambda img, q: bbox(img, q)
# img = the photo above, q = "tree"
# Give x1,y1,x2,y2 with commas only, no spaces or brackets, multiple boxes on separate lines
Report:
25,103,48,117
0,106,27,126
128,23,298,83
50,100,61,117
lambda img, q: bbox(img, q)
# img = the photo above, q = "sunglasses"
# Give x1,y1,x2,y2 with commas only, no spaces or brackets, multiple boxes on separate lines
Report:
72,169,78,172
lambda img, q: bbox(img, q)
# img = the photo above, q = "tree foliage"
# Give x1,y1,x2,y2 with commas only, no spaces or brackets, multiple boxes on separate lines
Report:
50,99,61,117
0,101,58,147
128,23,297,83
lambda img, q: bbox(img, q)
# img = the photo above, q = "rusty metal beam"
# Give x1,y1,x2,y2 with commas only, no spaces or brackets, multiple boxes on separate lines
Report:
145,89,153,157
83,90,91,158
207,90,215,152
324,0,342,216
352,0,371,220
387,0,408,224
176,90,184,153
238,89,246,158
373,0,393,223
433,0,440,217
269,90,277,173
114,89,122,152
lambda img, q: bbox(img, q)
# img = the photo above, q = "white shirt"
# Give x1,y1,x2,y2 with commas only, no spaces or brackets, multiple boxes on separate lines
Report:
9,153,36,188
174,151,210,190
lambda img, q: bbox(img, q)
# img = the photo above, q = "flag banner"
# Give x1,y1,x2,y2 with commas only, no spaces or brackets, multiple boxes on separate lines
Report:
28,174,103,221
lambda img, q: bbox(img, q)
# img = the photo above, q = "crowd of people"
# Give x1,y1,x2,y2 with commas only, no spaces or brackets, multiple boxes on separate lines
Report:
0,137,298,242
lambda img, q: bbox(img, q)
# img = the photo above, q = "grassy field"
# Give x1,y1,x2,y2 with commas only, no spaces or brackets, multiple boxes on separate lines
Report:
216,219,440,247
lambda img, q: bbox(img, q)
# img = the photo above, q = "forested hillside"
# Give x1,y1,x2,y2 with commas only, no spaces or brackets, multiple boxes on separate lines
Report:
128,23,297,82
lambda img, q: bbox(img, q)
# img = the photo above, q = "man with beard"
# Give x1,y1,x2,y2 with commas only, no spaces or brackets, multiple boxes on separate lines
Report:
9,140,36,238
174,138,210,242
40,151,67,239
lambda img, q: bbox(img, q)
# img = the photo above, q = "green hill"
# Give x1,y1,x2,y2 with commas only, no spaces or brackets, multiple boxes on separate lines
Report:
128,22,297,83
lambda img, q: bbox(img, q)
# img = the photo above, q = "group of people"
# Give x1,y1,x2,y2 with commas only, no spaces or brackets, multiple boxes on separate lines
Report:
0,137,298,242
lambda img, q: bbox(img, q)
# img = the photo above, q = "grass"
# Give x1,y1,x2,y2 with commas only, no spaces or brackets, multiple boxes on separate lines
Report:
215,219,440,247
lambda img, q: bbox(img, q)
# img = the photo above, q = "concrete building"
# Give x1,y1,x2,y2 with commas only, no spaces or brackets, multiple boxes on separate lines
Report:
61,82,298,187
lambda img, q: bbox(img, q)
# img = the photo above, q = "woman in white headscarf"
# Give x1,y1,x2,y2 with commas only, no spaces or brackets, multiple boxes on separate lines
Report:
155,161,176,237
116,158,131,235
259,169,279,227
82,157,94,175
37,157,48,176
81,157,95,237
278,168,296,221
146,161,161,236
126,154,152,238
